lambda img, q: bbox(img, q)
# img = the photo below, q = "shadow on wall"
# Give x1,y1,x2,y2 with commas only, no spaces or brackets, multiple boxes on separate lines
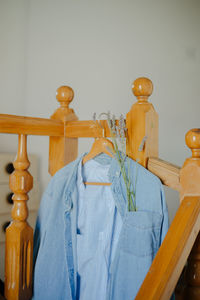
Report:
164,186,179,224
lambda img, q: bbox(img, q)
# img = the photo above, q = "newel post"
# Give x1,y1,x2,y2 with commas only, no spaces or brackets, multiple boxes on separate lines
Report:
180,129,200,300
5,135,33,300
49,86,78,175
126,77,158,167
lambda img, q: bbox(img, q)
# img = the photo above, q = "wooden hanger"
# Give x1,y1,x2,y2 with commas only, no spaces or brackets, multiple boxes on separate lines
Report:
82,122,115,186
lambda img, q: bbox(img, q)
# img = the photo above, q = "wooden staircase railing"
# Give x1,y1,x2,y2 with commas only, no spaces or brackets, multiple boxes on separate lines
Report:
5,135,33,300
135,128,200,299
0,78,199,299
135,195,200,300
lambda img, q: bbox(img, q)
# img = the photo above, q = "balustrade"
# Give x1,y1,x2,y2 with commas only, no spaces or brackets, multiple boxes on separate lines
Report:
5,135,33,300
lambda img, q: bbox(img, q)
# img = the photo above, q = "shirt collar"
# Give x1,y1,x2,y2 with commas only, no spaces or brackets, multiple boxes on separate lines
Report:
77,153,120,187
63,152,122,210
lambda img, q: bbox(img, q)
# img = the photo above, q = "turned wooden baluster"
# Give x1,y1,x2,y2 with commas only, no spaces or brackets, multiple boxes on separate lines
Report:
126,77,158,167
180,129,200,300
5,135,33,300
49,86,78,175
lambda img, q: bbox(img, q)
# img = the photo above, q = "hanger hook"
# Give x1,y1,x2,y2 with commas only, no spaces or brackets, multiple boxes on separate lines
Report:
93,112,105,138
97,120,105,138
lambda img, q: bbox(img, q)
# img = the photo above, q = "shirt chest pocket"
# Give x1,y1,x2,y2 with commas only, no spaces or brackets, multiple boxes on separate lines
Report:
121,211,163,257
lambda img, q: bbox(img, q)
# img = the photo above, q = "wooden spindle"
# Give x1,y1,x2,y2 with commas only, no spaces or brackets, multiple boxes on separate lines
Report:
126,77,158,167
5,135,33,300
49,86,78,175
180,129,200,300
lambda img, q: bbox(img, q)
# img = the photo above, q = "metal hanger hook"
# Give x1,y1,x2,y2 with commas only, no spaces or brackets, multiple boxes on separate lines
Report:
97,120,105,138
93,112,107,138
97,112,110,138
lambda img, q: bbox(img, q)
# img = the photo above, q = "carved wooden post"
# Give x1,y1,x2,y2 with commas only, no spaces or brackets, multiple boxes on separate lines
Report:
180,129,200,300
49,86,78,175
5,135,33,300
126,77,158,167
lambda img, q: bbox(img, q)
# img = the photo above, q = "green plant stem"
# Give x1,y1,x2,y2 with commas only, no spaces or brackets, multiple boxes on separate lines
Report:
103,112,137,212
109,129,136,211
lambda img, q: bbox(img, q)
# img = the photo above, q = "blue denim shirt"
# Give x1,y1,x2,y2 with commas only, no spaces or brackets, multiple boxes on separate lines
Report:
76,157,123,300
33,153,169,300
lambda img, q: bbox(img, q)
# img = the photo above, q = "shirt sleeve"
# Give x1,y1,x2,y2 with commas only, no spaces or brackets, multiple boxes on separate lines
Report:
33,189,52,268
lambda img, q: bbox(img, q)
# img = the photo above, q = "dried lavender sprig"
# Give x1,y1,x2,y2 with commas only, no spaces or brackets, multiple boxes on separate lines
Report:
106,112,137,211
94,111,137,211
93,112,97,122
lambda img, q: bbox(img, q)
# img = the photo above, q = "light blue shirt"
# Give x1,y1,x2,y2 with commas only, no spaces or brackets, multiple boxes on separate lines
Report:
76,158,122,300
33,153,169,300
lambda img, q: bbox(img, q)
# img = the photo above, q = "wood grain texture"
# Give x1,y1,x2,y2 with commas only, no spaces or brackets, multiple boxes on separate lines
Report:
126,77,158,167
65,119,119,138
0,114,63,136
5,135,33,300
147,157,180,191
180,129,200,299
0,115,120,138
49,86,78,175
180,129,200,200
145,110,159,159
135,196,200,300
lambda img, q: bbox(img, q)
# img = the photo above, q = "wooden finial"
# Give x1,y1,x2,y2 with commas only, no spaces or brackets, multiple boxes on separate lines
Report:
185,129,200,159
180,128,200,198
132,77,153,101
126,77,158,166
56,86,74,111
49,85,78,175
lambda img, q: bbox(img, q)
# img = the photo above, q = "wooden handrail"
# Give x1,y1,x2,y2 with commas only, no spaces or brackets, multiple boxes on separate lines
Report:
65,120,115,138
0,113,182,192
135,196,200,300
0,114,115,138
0,114,64,136
147,157,181,191
0,115,181,190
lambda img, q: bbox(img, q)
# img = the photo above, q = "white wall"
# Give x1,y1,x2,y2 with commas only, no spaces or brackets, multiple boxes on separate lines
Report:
0,0,28,152
1,0,200,222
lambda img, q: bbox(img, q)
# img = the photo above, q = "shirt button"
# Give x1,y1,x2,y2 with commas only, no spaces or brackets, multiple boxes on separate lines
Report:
68,241,72,247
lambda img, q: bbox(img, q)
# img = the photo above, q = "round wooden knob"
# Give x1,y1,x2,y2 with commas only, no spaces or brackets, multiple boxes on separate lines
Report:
185,129,200,157
56,86,74,107
132,77,153,101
